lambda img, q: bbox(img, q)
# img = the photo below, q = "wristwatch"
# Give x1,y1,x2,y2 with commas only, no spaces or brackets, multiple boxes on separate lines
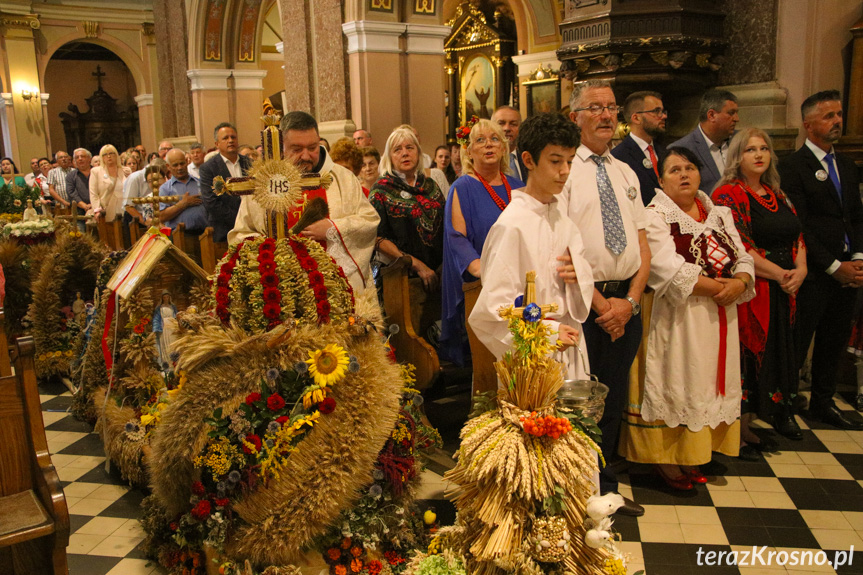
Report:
625,296,641,316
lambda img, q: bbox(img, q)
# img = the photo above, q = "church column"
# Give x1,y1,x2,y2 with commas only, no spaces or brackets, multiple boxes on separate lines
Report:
0,93,16,160
187,70,232,145
231,70,268,144
39,93,51,153
404,24,450,145
342,21,405,145
511,51,560,119
1,13,48,164
135,94,156,153
152,0,194,138
311,0,356,142
278,0,312,112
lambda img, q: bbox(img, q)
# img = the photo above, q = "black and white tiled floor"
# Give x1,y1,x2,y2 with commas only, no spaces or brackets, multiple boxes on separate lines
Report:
40,377,863,575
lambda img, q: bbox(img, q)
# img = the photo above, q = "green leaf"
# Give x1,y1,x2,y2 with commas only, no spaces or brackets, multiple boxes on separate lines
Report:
213,407,223,419
468,391,497,419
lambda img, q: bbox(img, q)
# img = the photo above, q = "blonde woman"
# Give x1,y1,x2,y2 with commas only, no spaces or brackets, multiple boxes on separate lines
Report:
89,144,131,221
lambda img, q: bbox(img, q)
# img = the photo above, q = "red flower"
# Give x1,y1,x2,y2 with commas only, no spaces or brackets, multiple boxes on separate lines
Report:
334,566,347,575
386,344,396,363
191,499,211,520
384,551,404,565
259,238,276,252
259,260,277,274
267,393,286,411
243,434,262,454
300,256,318,270
263,302,281,319
191,481,205,496
308,270,325,287
326,548,342,561
245,392,262,405
318,397,336,414
316,300,331,319
214,498,230,507
340,537,352,549
257,250,275,263
276,415,289,426
134,324,145,334
367,560,383,575
261,272,279,288
169,522,178,531
313,285,328,301
771,391,783,403
263,287,282,303
741,389,749,401
217,273,230,287
216,287,230,304
350,558,363,573
349,546,362,558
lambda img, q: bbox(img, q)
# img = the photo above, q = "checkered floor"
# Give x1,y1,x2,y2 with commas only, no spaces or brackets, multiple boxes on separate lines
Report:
40,377,863,575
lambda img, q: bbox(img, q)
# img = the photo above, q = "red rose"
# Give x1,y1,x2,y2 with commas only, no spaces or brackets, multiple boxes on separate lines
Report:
261,272,279,288
772,391,783,403
259,260,277,274
191,481,205,496
267,393,286,411
318,397,336,414
263,302,281,319
245,392,262,405
214,498,230,507
191,499,211,520
263,287,281,302
276,415,289,426
257,249,275,263
243,434,262,454
308,270,325,286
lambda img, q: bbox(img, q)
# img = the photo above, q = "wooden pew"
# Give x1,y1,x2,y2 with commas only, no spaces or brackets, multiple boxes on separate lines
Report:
95,214,125,250
0,337,70,574
199,227,228,274
381,256,440,390
462,279,497,396
170,223,203,267
0,309,11,378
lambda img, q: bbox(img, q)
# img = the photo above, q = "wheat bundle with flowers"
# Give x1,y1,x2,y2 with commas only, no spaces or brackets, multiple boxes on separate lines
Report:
441,272,625,575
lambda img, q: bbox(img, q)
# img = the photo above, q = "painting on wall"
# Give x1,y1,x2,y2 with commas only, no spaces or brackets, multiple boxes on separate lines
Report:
461,53,495,122
526,80,560,116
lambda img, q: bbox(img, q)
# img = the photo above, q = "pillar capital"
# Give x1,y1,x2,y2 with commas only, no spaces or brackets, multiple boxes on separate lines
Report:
39,93,49,106
342,20,405,55
232,70,267,90
511,51,560,77
186,69,231,91
405,23,451,55
134,93,154,107
0,93,12,107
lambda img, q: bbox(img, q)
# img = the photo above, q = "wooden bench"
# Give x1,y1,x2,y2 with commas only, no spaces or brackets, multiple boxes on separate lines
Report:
380,256,440,390
0,309,12,378
0,337,70,574
199,227,228,274
462,279,497,396
95,215,125,250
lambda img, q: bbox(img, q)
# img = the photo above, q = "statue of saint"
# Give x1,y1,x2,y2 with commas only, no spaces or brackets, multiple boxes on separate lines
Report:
22,199,38,221
153,290,178,370
72,291,86,327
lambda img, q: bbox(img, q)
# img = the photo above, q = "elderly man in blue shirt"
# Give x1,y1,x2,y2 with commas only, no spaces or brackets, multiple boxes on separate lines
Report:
159,148,207,234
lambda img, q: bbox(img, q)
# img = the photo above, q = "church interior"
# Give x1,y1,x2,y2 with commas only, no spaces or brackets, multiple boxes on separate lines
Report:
2,1,863,574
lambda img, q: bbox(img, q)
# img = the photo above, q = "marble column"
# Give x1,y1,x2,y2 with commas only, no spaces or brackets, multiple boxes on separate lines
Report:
0,93,16,161
187,70,232,145
152,0,194,138
278,0,313,112
232,70,268,144
134,94,157,153
39,93,52,154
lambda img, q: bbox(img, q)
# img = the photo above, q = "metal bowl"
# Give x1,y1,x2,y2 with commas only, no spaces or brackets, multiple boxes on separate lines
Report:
557,378,609,422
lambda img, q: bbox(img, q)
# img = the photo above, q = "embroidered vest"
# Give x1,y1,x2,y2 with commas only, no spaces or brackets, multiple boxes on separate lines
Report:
669,221,741,279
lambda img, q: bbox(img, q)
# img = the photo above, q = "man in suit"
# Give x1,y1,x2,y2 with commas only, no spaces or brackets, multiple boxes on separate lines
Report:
611,90,667,204
492,105,527,183
199,122,253,242
669,89,738,194
779,90,863,430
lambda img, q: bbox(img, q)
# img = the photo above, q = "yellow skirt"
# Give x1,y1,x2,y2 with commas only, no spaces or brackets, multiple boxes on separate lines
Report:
617,291,741,466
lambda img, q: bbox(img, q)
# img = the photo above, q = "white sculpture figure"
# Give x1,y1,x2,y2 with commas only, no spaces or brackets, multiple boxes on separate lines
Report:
153,290,178,370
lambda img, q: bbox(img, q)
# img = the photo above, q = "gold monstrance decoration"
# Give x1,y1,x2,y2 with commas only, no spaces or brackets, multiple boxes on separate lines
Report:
211,102,333,239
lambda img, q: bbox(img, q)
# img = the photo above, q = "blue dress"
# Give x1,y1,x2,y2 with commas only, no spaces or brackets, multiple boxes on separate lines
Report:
439,173,524,365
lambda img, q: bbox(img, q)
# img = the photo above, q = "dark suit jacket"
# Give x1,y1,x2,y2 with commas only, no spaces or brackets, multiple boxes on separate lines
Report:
778,144,863,274
669,127,723,194
199,153,253,242
610,134,666,205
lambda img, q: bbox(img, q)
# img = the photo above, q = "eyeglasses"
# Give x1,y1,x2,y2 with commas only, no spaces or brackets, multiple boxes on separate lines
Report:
473,136,502,145
635,107,668,117
573,105,623,116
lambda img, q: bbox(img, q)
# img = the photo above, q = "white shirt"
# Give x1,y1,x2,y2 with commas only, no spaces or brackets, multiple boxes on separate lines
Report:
804,139,861,272
123,168,149,206
188,163,200,180
628,132,654,162
699,124,727,173
221,154,242,178
560,144,647,282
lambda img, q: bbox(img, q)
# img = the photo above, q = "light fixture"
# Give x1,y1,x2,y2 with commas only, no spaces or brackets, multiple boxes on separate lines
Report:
21,89,34,101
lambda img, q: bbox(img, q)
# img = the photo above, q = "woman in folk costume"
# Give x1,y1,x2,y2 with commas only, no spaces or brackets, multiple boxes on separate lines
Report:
713,128,807,456
469,113,593,380
636,147,755,490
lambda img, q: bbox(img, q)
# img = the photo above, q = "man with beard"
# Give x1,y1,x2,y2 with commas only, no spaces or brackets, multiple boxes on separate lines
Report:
230,111,379,297
779,90,863,429
669,89,738,194
611,91,667,205
560,80,649,516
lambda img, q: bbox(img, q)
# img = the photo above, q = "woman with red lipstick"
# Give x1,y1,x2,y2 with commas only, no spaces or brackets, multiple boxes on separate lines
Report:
713,128,807,453
636,146,754,490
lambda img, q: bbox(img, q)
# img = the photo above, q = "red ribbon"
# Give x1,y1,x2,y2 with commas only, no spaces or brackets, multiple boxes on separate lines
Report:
716,305,727,396
101,231,163,377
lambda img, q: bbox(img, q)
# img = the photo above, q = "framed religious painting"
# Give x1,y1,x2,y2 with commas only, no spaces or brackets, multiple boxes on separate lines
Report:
460,53,496,122
523,64,561,117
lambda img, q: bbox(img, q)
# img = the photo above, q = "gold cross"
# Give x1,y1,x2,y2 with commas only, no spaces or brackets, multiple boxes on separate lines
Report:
497,271,558,320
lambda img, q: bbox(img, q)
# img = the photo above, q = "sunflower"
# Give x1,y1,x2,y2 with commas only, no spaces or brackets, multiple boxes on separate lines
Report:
306,343,350,387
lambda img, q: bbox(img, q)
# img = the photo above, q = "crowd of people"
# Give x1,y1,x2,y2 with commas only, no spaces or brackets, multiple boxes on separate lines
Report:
5,83,861,517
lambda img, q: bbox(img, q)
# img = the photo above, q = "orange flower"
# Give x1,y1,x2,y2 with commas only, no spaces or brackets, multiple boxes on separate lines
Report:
327,548,342,561
334,565,347,575
350,558,364,573
350,546,362,557
340,537,352,549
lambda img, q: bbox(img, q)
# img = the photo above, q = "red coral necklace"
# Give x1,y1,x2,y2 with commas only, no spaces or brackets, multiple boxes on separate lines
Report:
738,179,778,212
474,172,512,211
694,198,707,222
